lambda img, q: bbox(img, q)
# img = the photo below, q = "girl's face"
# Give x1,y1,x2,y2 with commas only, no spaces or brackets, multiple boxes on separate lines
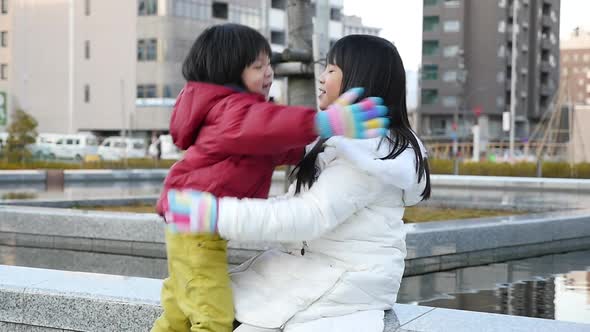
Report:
242,52,274,99
318,63,343,110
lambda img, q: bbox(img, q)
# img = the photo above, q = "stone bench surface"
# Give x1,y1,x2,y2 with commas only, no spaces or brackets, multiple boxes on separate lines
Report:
1,265,589,332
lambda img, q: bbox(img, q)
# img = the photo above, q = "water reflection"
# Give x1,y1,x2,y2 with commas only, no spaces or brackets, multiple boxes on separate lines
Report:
1,180,588,212
0,180,286,201
429,187,590,211
398,250,590,324
1,245,588,324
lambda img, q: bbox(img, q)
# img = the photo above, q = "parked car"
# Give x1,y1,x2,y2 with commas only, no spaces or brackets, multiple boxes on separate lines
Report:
29,133,62,159
45,133,99,160
97,136,147,161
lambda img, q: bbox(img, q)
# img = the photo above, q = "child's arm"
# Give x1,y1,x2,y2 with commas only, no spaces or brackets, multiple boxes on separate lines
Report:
208,98,318,155
176,87,389,156
165,163,377,241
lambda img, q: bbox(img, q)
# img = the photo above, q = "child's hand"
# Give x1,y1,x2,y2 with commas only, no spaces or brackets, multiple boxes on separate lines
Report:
315,87,390,139
165,190,218,234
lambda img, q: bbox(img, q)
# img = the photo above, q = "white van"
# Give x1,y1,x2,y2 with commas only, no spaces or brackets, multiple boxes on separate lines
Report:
47,133,99,160
29,133,62,159
97,136,147,161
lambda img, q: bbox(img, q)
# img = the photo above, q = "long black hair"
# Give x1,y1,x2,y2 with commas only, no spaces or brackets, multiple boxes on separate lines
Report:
182,24,271,87
291,35,431,200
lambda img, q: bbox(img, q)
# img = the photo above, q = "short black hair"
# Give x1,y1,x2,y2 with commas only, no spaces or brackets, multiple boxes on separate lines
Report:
182,24,271,87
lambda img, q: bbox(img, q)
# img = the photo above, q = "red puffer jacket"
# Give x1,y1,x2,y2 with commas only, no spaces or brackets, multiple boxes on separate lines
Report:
156,82,318,215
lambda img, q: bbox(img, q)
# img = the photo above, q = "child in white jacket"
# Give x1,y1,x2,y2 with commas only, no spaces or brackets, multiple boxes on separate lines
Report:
166,35,432,332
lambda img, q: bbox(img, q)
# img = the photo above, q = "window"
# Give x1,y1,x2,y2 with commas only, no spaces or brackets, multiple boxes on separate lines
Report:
229,5,261,29
84,85,90,103
443,20,460,32
1,0,7,14
84,40,90,59
422,40,439,56
443,45,459,57
422,65,438,80
443,70,458,82
137,84,158,98
542,3,550,15
423,16,440,32
163,85,173,98
85,0,90,16
0,31,6,47
138,0,158,15
442,96,458,107
212,2,228,19
146,39,157,60
0,64,7,80
162,84,183,98
271,30,286,45
330,8,341,21
138,39,158,61
173,0,209,19
421,89,439,105
424,0,438,6
271,0,286,10
444,0,460,7
562,54,569,63
584,54,590,63
270,31,285,45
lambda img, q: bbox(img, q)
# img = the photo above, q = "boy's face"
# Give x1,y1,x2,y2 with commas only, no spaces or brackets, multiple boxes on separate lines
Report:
318,64,343,110
242,53,274,99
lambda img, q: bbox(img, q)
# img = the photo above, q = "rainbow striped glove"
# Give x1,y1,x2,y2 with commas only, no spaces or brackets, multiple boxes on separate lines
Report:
164,190,218,234
315,87,390,139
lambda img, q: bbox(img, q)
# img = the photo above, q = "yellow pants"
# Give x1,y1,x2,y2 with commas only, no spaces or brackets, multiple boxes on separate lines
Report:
151,230,234,332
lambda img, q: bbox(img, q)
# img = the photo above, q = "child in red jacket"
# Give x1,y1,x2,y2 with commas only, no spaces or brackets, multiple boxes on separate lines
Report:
151,24,389,332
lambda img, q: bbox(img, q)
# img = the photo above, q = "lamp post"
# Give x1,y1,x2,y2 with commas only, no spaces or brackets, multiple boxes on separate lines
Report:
508,0,519,163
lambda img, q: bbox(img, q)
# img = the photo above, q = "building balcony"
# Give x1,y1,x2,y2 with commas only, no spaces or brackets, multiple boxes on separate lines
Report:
542,15,552,27
540,84,552,96
541,38,552,50
540,61,551,72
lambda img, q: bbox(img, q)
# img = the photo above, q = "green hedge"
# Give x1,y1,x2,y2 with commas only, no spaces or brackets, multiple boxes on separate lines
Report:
0,158,177,170
1,158,589,179
429,160,590,178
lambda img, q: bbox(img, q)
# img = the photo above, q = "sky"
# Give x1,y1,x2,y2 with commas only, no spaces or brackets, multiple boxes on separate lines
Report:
343,0,590,71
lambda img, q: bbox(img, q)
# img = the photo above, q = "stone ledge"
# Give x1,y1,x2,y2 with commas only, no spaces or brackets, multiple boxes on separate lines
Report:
2,206,590,275
1,265,588,332
431,175,590,192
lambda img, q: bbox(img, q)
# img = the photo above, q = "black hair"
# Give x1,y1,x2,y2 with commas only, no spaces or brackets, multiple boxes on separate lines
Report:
182,23,271,87
291,35,431,200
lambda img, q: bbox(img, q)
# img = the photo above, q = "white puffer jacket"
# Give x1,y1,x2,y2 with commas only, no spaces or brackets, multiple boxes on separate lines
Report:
217,136,428,331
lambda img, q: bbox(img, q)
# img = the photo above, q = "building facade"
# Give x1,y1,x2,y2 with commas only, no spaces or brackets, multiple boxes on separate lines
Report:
418,0,560,144
0,0,136,134
342,15,380,36
1,0,373,136
560,28,590,106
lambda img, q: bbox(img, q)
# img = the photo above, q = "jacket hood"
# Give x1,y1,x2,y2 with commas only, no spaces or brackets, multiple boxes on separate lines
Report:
323,135,428,206
170,82,237,150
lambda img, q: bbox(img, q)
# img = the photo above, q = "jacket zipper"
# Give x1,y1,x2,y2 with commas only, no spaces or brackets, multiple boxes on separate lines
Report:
300,241,309,256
